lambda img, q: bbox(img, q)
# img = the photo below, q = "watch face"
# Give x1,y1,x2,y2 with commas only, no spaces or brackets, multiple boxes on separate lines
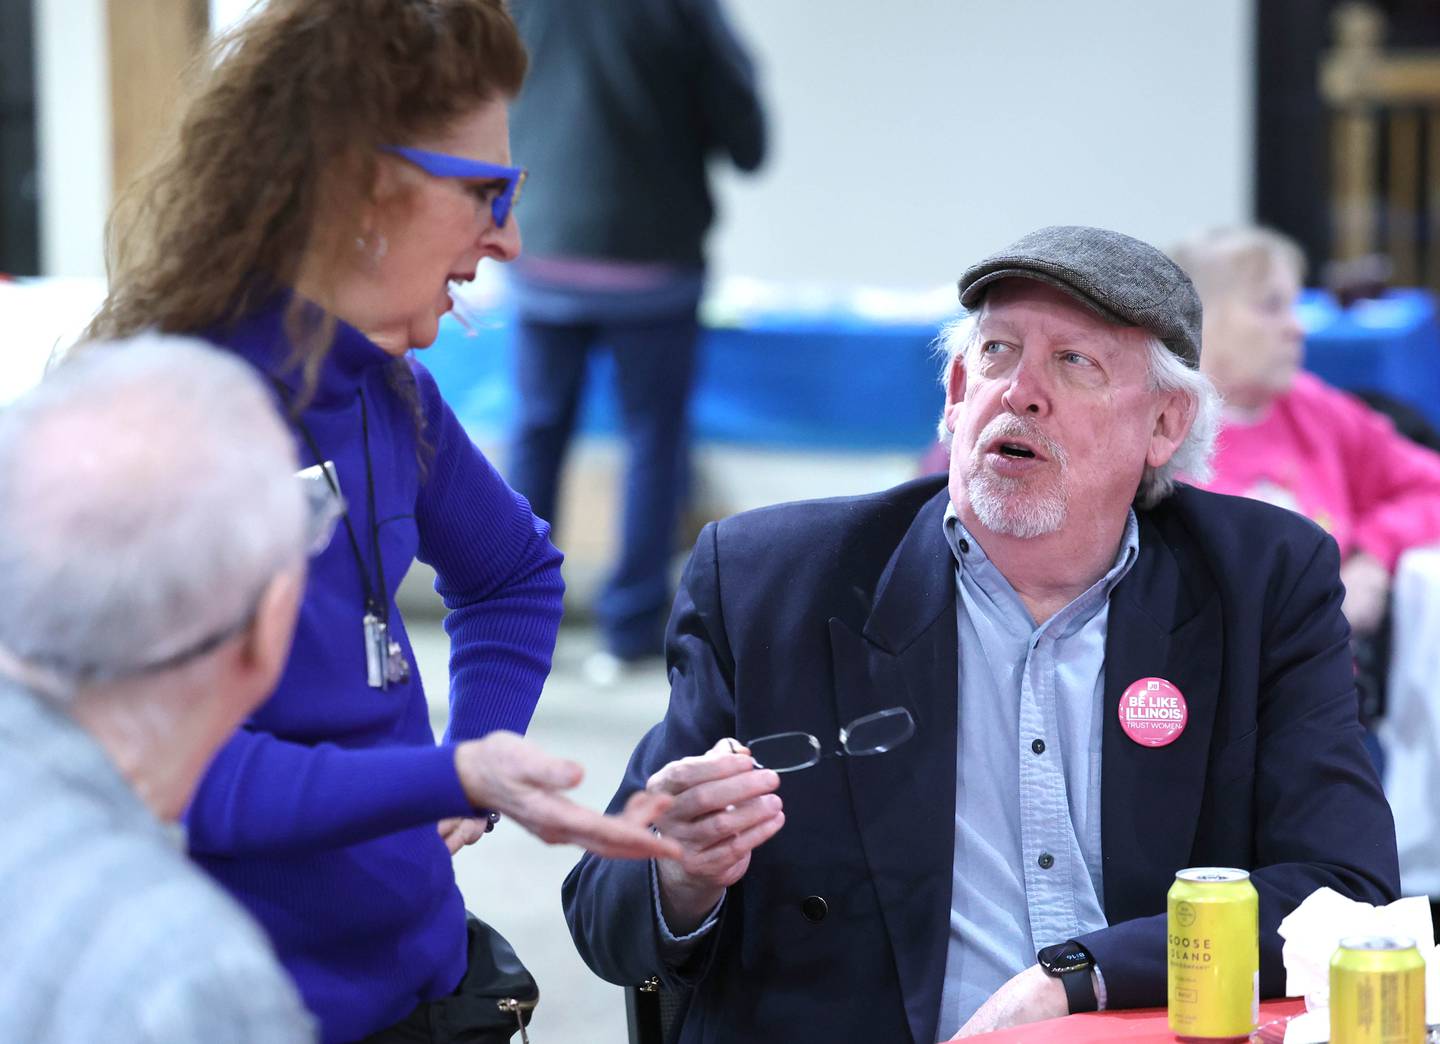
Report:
1037,942,1093,975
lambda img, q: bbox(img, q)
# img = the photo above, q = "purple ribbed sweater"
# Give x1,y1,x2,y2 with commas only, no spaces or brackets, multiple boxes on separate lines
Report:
185,299,564,1042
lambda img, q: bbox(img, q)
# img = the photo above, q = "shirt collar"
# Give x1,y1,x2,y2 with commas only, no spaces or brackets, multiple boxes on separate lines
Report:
942,500,1140,606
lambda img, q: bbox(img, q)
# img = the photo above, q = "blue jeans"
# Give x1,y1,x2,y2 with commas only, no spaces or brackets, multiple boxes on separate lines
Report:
508,312,700,659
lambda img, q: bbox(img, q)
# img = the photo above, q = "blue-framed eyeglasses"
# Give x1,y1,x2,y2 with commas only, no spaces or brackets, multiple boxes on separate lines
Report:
382,145,526,228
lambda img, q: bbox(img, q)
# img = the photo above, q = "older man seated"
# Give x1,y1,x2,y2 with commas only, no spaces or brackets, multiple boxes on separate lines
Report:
0,333,685,1043
563,226,1399,1042
0,336,318,1042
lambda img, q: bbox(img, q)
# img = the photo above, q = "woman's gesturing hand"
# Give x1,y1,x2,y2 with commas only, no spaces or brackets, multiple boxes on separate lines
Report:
453,731,681,862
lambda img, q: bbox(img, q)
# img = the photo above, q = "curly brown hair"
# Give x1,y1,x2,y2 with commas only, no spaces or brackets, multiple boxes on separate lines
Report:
84,0,526,380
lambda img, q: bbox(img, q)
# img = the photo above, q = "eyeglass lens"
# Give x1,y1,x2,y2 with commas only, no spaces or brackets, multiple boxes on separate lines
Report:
748,732,821,774
296,463,346,556
840,706,916,756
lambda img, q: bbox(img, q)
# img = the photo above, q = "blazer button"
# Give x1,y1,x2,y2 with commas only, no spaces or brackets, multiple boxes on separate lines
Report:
801,895,828,922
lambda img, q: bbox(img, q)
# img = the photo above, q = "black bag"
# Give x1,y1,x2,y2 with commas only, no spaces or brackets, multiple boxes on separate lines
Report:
428,914,540,1043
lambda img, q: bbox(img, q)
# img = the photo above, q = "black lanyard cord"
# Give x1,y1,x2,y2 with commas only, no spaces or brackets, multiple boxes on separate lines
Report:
273,379,388,620
357,391,391,615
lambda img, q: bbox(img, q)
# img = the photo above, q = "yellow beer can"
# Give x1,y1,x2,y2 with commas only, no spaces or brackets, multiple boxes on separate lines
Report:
1329,935,1425,1044
1167,867,1259,1042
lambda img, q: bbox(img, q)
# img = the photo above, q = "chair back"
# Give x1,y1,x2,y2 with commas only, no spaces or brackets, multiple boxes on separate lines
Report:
624,978,689,1044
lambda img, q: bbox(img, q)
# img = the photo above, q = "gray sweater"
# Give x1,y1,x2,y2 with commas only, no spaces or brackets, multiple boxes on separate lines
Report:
0,682,314,1043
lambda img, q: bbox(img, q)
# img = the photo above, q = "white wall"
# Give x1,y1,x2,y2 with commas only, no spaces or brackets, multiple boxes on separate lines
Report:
209,0,261,35
33,0,1254,287
33,0,110,277
708,0,1255,289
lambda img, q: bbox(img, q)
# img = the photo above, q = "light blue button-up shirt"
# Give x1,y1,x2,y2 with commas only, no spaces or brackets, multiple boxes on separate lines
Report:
935,505,1139,1037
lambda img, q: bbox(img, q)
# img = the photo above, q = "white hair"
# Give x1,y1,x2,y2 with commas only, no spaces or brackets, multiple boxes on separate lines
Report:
0,334,305,694
934,309,1220,509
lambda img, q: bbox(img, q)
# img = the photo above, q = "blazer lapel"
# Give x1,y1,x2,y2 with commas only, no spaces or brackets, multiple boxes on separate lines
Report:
831,489,957,1044
1100,513,1223,922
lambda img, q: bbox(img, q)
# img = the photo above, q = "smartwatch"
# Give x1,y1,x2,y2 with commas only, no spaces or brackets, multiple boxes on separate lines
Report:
1036,939,1098,1014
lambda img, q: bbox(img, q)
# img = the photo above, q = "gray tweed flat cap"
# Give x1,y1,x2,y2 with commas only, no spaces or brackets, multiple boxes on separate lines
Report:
957,225,1203,368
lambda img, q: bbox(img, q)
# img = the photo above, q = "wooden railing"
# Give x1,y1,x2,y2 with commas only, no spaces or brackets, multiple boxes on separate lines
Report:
1320,2,1440,290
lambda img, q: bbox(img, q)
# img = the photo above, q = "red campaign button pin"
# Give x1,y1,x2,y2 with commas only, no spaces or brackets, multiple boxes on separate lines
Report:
1118,677,1188,747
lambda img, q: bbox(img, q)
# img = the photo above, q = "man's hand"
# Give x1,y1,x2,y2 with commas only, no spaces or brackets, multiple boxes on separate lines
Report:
453,731,682,862
437,816,489,855
1340,551,1390,636
646,739,785,935
947,964,1068,1039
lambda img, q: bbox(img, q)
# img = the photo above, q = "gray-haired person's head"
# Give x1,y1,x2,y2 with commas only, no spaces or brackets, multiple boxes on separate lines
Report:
0,334,306,695
935,225,1223,509
934,313,1221,508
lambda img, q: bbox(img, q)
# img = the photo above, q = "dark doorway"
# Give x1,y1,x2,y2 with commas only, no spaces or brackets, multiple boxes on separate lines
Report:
0,0,40,275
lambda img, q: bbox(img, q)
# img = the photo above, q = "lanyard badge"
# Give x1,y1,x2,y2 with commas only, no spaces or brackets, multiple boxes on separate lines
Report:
364,611,410,690
278,381,412,694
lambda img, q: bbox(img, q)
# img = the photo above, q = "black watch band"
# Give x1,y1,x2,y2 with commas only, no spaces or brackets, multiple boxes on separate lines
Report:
1057,965,1097,1014
1036,940,1098,1014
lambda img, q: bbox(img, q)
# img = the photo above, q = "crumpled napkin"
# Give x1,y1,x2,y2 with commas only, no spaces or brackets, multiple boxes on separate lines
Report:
1275,887,1437,1043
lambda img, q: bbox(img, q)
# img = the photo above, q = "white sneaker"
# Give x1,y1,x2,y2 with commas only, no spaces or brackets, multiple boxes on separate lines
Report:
580,651,663,688
581,651,625,688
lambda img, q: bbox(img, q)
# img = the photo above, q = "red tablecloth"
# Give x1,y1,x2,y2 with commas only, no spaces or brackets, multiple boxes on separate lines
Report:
966,997,1307,1042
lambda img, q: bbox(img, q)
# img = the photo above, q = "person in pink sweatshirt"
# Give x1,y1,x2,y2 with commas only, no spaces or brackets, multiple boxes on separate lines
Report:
1170,226,1440,638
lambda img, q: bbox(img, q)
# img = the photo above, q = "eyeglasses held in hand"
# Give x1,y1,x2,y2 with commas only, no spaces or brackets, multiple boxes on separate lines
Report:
744,706,917,773
381,145,527,228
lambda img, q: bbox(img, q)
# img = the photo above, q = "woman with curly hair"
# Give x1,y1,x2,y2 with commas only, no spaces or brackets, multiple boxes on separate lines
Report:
85,2,676,1039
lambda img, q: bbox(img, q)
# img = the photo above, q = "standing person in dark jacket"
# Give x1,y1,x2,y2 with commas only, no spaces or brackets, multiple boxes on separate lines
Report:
81,2,680,1040
506,0,768,677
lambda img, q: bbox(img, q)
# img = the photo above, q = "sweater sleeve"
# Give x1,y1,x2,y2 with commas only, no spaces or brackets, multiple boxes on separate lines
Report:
185,729,473,856
410,361,565,744
1326,382,1440,570
683,0,767,172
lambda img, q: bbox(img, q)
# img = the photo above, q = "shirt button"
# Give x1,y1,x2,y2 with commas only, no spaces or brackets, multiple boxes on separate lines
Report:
958,538,970,553
1031,738,1046,755
801,895,828,922
1038,852,1055,870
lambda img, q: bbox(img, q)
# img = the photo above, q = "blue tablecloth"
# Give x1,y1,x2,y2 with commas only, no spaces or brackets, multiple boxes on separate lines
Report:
423,289,1440,451
1298,288,1440,428
422,310,947,451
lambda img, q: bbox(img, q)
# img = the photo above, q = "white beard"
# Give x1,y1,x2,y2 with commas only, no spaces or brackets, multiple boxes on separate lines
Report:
963,416,1068,539
966,469,1067,538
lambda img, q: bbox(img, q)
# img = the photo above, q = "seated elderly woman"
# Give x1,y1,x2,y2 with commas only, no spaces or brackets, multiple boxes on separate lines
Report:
1170,227,1440,642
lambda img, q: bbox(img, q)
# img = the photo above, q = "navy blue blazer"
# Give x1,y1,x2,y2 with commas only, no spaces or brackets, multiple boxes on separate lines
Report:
563,477,1399,1044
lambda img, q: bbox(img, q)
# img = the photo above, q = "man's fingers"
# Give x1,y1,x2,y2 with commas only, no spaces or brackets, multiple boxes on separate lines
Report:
660,792,780,849
645,747,755,796
688,809,785,869
666,768,780,823
693,793,782,845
